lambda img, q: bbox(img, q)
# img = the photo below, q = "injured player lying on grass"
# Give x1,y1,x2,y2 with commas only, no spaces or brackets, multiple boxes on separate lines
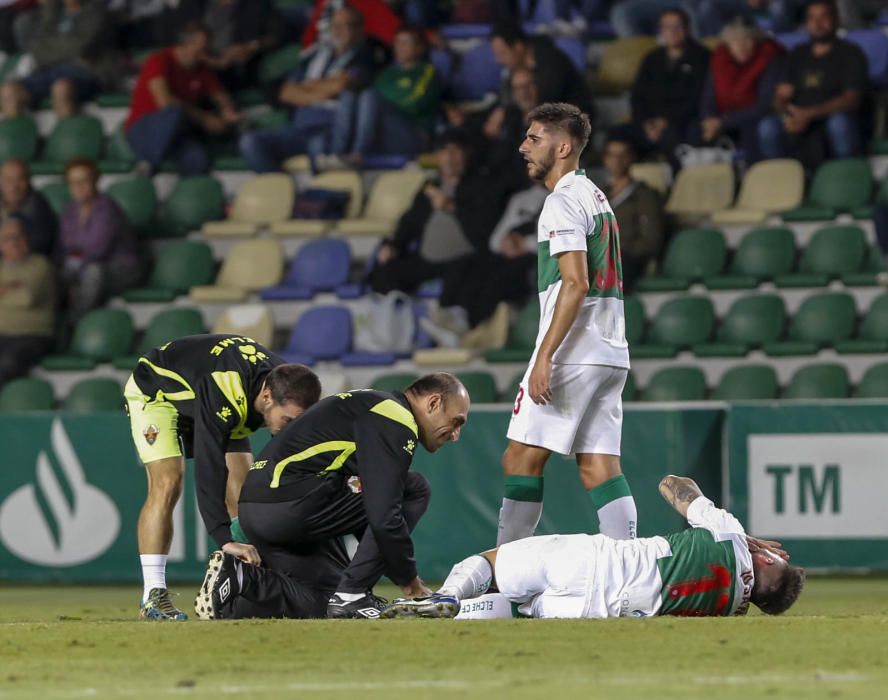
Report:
382,475,806,619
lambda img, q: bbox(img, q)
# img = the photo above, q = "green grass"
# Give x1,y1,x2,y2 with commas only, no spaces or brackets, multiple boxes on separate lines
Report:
1,578,887,700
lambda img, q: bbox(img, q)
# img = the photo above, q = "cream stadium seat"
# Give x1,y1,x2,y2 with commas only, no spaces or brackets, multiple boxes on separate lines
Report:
211,303,275,348
629,162,671,195
189,239,284,302
711,159,804,225
665,163,735,221
336,169,427,237
592,37,658,95
202,174,294,237
270,170,364,237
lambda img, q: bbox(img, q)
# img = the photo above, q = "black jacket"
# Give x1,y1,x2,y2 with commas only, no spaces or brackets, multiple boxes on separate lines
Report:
631,41,711,126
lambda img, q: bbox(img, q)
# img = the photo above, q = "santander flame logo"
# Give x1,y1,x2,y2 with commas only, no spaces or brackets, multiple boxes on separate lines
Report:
0,419,120,566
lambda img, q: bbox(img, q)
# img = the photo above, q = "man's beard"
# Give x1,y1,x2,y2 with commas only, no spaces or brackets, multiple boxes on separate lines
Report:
528,150,556,182
811,29,837,44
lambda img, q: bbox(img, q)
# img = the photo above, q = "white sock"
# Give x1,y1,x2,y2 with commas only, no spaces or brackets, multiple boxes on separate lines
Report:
334,591,365,602
438,555,493,600
497,498,543,546
140,554,167,600
597,496,638,540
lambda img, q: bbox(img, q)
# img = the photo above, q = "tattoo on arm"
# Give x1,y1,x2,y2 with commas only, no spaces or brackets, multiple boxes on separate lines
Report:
658,476,704,517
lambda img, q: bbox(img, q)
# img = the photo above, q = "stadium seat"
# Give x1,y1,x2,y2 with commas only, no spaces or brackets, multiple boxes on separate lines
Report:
775,225,865,287
32,114,104,174
637,228,726,292
0,377,54,412
40,181,70,215
764,291,857,356
706,227,796,289
112,308,206,370
42,309,134,370
0,116,38,162
624,295,645,345
62,378,123,413
713,365,779,401
628,163,671,194
553,37,586,72
261,238,351,300
107,177,157,232
852,174,888,220
622,371,637,402
450,43,500,101
784,363,850,399
842,244,887,286
855,362,888,398
336,170,427,237
100,125,137,173
592,37,658,94
782,159,873,221
123,241,215,302
211,304,274,348
711,159,804,225
642,366,707,402
695,294,786,357
371,372,419,393
633,296,715,358
501,371,523,403
836,293,888,354
484,301,540,363
665,163,735,221
202,174,294,237
456,372,498,403
258,44,301,84
429,47,454,82
281,306,353,365
155,176,225,238
190,239,285,302
847,29,888,86
270,170,364,237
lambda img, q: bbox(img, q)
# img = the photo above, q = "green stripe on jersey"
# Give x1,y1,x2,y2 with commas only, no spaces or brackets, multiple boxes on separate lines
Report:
537,210,624,298
657,529,737,616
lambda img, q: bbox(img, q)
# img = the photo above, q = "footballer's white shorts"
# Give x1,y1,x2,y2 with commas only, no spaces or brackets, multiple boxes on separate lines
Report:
506,363,626,456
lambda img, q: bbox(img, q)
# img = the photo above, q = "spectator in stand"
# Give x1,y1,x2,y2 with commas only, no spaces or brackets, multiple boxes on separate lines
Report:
0,214,56,387
50,76,79,119
490,22,595,119
0,80,28,118
616,7,709,163
611,0,801,38
0,160,57,258
696,16,782,162
301,0,401,53
201,0,282,92
125,22,241,176
368,130,507,296
757,0,867,169
18,0,116,106
602,136,666,293
326,25,442,166
239,6,380,172
59,158,140,321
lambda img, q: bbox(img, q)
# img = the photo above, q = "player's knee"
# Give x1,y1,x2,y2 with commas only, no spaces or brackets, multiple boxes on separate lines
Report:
405,471,431,504
146,472,183,507
501,443,545,477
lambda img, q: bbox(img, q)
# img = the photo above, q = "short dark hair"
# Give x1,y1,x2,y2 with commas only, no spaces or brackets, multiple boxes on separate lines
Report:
265,364,321,408
527,102,592,154
752,565,806,615
179,21,211,44
604,135,637,159
659,7,691,30
406,372,464,400
491,21,528,46
65,158,100,184
805,0,838,20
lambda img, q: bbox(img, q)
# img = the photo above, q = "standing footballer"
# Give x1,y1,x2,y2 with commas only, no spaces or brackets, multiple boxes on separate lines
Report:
498,102,636,547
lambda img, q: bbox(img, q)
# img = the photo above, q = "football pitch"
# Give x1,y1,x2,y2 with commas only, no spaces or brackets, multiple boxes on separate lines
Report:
1,578,886,700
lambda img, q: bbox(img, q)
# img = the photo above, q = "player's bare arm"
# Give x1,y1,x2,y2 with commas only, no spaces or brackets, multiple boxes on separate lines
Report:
528,250,590,405
657,475,703,518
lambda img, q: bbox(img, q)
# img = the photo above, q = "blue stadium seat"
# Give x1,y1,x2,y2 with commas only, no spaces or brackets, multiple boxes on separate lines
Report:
848,29,888,86
430,48,454,82
554,37,586,72
416,279,443,299
261,239,351,301
451,43,501,101
281,307,353,364
440,24,492,40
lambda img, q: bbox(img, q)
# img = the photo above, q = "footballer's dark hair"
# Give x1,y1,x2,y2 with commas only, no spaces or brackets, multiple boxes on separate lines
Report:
264,364,321,408
406,372,465,400
527,102,592,154
752,564,806,615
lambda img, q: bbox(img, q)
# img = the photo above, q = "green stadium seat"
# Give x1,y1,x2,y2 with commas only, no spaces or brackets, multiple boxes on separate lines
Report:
123,241,215,302
99,126,137,173
775,225,865,288
107,177,157,232
706,227,796,289
836,293,888,354
624,295,644,346
112,308,206,370
484,301,540,363
501,371,524,403
782,159,873,221
31,115,104,175
94,93,132,108
642,366,707,402
42,309,134,370
636,228,726,292
154,176,225,238
852,173,888,219
259,45,301,84
622,371,637,402
764,292,856,356
632,296,714,358
855,362,888,398
62,378,123,413
696,294,786,357
712,365,779,401
784,363,850,399
0,116,38,162
40,181,71,215
370,372,419,393
842,244,886,287
456,372,498,403
0,377,54,412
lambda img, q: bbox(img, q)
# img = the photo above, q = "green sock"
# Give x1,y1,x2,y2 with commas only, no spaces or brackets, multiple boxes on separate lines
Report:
230,516,249,544
503,475,544,502
498,475,544,546
589,474,637,539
